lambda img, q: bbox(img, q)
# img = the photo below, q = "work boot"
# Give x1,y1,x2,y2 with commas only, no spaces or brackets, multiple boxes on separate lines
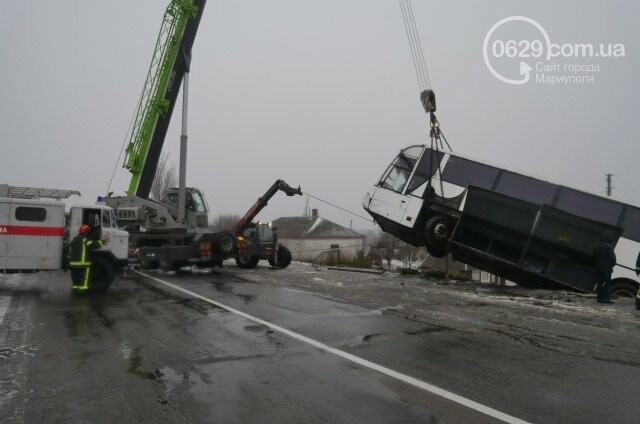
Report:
597,298,614,304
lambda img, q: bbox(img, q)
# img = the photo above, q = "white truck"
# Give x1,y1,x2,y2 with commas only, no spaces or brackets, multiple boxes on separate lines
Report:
1,184,129,291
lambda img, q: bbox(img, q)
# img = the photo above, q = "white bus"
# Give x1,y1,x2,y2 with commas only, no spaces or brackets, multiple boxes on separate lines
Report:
362,145,639,297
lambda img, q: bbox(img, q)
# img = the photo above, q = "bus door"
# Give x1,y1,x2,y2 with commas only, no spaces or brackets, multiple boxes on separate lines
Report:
368,186,409,223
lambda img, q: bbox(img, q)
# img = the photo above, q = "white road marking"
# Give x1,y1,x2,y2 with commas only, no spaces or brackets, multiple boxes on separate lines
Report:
136,271,530,424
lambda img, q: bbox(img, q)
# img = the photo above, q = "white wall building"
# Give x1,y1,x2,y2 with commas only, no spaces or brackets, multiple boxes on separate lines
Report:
272,209,366,262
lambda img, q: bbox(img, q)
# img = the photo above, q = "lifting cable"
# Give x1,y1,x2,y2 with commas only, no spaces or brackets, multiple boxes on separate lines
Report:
398,0,455,254
303,192,375,224
398,0,431,92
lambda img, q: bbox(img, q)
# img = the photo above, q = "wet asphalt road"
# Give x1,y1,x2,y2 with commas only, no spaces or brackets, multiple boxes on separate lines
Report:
0,264,638,423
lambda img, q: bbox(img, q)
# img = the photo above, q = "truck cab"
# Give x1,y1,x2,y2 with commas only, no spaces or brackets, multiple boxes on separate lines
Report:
68,205,129,261
163,187,209,228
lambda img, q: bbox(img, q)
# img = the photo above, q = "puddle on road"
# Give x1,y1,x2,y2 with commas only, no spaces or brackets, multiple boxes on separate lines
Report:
125,347,215,406
244,324,270,332
127,347,160,381
174,297,226,315
210,282,256,304
88,299,116,328
355,325,451,345
157,366,211,406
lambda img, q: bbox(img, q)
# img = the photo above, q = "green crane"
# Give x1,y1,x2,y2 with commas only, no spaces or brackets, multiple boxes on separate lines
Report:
122,0,206,198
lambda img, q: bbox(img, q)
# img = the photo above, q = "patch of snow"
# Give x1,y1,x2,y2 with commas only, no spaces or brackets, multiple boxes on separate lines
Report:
303,217,324,236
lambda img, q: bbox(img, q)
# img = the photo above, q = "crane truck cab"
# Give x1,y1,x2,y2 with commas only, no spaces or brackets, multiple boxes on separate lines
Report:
163,187,209,228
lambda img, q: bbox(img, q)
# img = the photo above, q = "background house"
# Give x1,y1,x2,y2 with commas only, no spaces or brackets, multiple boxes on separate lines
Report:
272,209,366,262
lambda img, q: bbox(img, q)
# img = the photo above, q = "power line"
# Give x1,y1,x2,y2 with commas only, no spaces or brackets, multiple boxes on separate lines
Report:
615,177,640,202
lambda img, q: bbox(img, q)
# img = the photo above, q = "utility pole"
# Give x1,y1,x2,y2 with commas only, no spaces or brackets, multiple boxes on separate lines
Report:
303,195,310,216
606,173,614,197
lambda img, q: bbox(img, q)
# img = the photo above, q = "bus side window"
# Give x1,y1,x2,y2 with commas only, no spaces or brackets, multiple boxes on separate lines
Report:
495,172,557,205
622,207,640,243
440,156,499,190
556,189,623,227
407,148,444,195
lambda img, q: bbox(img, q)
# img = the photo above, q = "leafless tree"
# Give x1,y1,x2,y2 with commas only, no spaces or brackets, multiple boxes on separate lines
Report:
377,229,400,269
150,153,177,201
210,214,242,231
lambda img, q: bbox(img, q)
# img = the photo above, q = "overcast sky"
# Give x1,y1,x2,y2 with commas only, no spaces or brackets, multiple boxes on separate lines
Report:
1,0,638,233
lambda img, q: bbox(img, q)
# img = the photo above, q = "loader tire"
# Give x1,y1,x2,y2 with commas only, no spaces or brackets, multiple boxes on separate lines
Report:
271,245,292,269
236,255,259,269
425,216,449,259
213,231,235,256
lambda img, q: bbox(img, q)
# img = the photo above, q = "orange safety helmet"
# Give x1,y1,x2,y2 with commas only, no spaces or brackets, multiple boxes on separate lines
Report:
79,225,92,235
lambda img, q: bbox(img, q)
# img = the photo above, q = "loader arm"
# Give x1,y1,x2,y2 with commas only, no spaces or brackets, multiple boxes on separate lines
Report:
234,180,302,234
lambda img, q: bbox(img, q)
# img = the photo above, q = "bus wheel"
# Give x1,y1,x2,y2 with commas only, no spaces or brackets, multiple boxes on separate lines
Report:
425,216,449,258
608,280,637,299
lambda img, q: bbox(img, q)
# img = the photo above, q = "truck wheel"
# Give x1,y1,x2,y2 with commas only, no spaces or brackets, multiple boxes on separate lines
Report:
425,216,449,258
236,255,259,269
89,256,115,292
213,231,235,256
139,256,155,270
608,280,638,299
159,257,179,272
272,246,292,269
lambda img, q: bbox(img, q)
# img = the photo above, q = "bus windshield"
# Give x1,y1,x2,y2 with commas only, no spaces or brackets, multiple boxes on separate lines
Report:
379,146,423,193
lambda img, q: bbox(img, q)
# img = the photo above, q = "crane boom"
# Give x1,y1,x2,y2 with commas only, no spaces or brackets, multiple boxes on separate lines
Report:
123,0,206,198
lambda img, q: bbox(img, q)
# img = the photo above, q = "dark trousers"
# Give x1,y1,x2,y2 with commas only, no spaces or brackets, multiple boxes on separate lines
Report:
596,272,612,300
